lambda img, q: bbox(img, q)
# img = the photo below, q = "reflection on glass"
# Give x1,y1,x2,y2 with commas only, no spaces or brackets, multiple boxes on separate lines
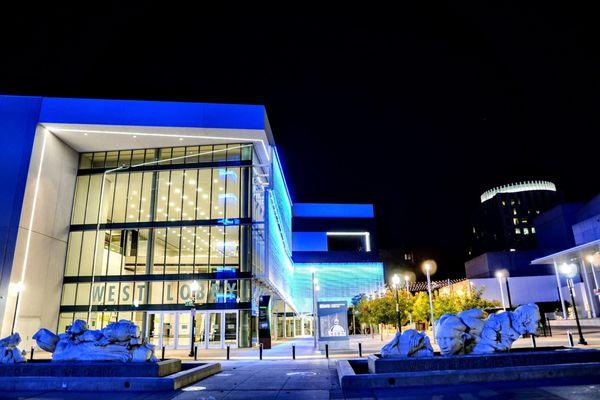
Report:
208,312,222,347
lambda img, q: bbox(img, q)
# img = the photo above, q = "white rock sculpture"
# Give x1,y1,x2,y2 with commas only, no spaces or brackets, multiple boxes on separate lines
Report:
0,333,26,364
381,329,434,358
435,308,486,355
433,304,541,356
33,319,158,362
472,303,540,354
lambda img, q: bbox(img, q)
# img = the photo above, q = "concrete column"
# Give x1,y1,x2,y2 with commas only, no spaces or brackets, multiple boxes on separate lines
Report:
554,261,568,319
580,257,597,318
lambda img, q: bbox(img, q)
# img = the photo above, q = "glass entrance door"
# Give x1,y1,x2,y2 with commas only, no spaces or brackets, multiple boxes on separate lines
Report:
207,312,222,348
146,310,238,350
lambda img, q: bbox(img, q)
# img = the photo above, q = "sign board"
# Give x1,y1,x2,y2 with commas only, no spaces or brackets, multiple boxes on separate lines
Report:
317,301,349,341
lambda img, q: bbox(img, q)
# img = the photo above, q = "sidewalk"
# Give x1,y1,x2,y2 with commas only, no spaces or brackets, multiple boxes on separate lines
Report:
160,325,600,362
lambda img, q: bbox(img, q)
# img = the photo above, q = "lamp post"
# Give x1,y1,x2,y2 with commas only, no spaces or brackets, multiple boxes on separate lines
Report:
404,274,412,325
495,270,507,310
423,260,436,342
188,280,199,356
311,269,318,348
560,263,587,345
392,274,401,333
10,282,25,334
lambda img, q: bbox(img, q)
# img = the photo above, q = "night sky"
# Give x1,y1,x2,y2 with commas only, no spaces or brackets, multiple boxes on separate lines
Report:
1,6,598,278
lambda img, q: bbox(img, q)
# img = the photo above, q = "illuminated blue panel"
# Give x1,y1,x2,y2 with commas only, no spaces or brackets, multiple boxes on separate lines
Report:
292,232,328,252
39,97,265,130
0,96,42,311
292,263,384,313
293,203,374,219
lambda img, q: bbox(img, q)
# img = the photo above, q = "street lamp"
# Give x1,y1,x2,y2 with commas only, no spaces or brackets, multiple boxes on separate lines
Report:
422,260,436,342
404,274,412,325
559,263,587,345
495,270,507,311
311,269,318,348
391,274,401,333
10,282,25,334
188,280,199,356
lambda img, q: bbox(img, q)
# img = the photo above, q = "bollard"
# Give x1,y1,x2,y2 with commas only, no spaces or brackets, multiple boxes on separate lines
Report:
325,344,329,359
29,346,34,361
567,330,574,347
194,346,198,361
259,343,263,360
227,345,230,360
292,344,296,360
161,346,165,360
358,342,363,358
531,334,537,348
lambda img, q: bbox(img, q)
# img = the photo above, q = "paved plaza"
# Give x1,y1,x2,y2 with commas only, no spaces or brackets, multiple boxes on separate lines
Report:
3,325,600,399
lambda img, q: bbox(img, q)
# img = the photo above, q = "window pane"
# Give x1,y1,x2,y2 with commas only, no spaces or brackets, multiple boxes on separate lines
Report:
155,171,170,222
118,150,132,168
105,151,119,168
140,172,153,222
168,170,183,221
182,170,197,221
76,283,91,305
111,173,129,222
84,174,102,224
131,149,145,166
145,149,156,164
79,153,93,169
106,230,123,276
71,176,90,224
120,282,134,305
164,227,181,274
65,232,82,276
126,173,143,223
79,231,97,276
101,174,116,223
152,228,166,274
213,145,227,162
224,167,240,219
149,282,163,304
224,226,240,267
227,144,241,161
199,145,213,163
211,169,224,219
210,226,225,271
185,146,199,164
172,147,185,164
91,152,106,169
163,281,178,304
179,227,194,274
196,169,211,219
195,226,209,273
61,284,77,305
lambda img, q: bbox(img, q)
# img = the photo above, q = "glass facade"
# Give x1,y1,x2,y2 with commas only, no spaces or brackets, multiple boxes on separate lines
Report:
59,144,254,347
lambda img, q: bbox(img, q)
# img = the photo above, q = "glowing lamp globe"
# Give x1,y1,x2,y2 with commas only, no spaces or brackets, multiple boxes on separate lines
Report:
559,263,577,279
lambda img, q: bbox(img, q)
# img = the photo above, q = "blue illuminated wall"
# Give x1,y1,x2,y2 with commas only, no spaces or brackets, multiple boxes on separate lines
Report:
265,148,296,309
292,263,384,313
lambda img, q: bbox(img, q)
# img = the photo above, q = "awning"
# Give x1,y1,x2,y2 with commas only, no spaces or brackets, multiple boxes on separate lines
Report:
530,239,600,265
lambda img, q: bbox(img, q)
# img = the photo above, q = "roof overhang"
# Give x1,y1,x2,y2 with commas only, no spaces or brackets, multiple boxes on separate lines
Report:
530,239,600,265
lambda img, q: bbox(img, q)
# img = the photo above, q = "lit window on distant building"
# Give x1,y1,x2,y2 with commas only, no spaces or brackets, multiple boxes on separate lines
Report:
515,228,521,234
523,228,530,235
531,227,536,233
513,218,519,225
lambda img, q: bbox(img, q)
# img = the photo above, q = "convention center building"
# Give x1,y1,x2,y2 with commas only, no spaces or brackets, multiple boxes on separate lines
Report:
0,95,384,350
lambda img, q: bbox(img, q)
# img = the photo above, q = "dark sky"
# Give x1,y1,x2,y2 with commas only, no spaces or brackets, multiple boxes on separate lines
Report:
1,6,599,278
